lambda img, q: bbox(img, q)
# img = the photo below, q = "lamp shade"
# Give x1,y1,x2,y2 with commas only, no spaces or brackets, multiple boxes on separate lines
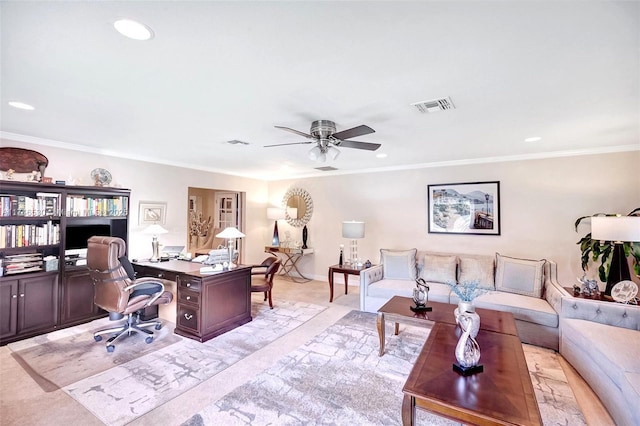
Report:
342,221,365,239
267,207,286,220
591,216,640,242
216,227,246,239
143,224,168,235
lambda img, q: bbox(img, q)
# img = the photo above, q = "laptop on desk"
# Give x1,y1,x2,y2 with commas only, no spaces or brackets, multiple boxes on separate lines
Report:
161,246,185,258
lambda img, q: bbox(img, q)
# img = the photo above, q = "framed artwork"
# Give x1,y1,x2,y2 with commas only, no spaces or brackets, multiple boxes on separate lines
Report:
427,181,500,235
138,201,167,225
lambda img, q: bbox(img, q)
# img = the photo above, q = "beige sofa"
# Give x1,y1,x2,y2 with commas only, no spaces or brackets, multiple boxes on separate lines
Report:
359,249,569,350
560,296,640,426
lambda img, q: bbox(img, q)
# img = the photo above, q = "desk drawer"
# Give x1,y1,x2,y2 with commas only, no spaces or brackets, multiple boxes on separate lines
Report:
179,289,200,306
178,276,201,292
177,305,199,333
136,266,178,282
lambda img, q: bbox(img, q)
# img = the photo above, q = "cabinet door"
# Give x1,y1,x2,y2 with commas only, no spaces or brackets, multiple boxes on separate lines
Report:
17,274,59,335
61,270,101,325
0,280,18,340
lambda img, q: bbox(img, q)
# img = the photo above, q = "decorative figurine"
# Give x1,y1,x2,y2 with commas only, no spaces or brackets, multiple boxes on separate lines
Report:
302,225,308,249
364,259,371,268
454,312,483,376
339,244,344,266
411,278,432,312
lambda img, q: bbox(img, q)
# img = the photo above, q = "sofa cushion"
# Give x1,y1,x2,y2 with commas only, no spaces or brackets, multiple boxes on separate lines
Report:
562,318,640,389
474,291,558,328
495,253,545,298
380,249,418,280
368,280,451,304
459,256,495,290
421,254,457,284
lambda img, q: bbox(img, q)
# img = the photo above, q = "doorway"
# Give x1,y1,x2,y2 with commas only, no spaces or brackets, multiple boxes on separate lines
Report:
187,187,244,257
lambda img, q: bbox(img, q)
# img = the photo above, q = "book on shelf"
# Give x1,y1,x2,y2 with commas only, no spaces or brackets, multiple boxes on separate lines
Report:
0,193,61,216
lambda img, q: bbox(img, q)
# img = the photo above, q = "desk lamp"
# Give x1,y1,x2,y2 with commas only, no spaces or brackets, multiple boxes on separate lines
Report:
216,227,246,268
342,221,365,267
143,224,168,262
591,215,640,297
267,207,286,247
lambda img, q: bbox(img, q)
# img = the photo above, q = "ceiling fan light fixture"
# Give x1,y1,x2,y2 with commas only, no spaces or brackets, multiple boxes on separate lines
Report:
114,19,154,40
327,146,340,160
308,146,323,161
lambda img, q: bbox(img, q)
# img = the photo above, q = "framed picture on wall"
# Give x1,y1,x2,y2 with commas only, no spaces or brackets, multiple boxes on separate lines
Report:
427,181,500,235
139,201,167,225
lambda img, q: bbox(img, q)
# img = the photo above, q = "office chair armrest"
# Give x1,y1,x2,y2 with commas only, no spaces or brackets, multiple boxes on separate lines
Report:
124,278,167,306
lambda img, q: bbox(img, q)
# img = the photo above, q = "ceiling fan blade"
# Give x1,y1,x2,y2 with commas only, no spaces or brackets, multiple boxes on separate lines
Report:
264,141,314,148
274,125,313,139
336,140,381,151
332,125,375,140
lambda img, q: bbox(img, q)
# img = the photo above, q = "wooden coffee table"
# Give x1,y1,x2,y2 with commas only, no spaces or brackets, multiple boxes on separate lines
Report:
402,322,542,425
377,296,517,356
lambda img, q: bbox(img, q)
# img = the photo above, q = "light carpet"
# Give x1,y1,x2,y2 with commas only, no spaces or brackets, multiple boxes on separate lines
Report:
8,316,181,392
183,310,586,426
63,300,326,426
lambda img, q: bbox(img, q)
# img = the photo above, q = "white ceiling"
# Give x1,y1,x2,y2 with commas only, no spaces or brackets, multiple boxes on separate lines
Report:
1,1,638,180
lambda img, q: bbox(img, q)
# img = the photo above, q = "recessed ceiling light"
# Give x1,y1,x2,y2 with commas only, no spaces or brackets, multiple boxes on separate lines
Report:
8,101,35,110
376,153,388,158
114,19,154,41
524,136,542,142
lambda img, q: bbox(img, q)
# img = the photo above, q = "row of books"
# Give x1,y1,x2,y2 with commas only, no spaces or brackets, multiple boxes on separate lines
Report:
0,193,61,217
0,221,60,249
0,194,129,217
65,196,129,217
2,253,43,275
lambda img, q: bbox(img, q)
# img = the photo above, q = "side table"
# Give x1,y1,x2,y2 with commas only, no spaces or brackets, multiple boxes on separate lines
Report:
328,264,368,302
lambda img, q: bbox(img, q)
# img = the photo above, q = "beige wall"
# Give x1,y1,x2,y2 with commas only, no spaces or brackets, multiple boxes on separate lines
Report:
269,151,640,287
2,138,638,288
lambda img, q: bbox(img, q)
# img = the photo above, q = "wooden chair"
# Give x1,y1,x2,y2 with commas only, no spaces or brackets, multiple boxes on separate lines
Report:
250,257,281,308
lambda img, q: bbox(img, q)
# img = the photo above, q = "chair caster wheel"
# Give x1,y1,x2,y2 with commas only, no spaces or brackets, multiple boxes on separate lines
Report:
145,337,153,344
94,335,103,342
106,345,115,353
155,324,162,330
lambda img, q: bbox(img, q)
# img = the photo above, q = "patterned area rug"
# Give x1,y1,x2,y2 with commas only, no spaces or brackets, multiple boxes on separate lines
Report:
9,316,181,392
63,300,326,426
182,310,586,426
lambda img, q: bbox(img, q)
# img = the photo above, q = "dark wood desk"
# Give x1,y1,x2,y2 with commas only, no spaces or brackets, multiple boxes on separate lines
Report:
402,322,542,426
133,260,251,343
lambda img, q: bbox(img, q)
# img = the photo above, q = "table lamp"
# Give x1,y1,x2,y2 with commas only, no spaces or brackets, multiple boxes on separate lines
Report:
342,221,365,266
216,227,246,268
267,207,286,247
143,224,168,263
591,215,640,297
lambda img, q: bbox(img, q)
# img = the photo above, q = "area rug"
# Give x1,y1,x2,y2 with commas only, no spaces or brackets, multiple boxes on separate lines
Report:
9,317,181,392
63,300,326,426
182,310,586,426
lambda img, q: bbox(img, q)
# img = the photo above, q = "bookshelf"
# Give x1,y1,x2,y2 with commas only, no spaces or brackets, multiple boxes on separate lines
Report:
0,181,131,344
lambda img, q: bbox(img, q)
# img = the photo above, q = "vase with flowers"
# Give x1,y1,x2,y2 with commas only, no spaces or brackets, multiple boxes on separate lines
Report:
447,280,485,337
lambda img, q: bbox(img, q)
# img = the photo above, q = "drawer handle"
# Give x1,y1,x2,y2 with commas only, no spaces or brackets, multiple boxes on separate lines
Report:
186,283,191,287
184,313,193,320
12,294,17,299
186,296,191,300
20,293,25,298
157,273,164,278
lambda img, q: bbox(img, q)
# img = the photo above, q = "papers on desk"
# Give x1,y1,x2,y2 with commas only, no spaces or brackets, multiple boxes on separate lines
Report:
200,264,223,274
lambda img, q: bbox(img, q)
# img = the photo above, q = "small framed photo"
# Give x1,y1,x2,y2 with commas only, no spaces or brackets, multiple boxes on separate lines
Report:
427,181,500,235
138,201,167,225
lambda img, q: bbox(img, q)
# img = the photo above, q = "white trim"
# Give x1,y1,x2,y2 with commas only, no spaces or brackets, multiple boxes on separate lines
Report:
2,131,637,181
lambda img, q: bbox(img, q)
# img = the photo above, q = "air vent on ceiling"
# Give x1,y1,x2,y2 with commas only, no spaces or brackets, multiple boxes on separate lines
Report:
226,139,249,145
411,97,455,113
315,166,338,172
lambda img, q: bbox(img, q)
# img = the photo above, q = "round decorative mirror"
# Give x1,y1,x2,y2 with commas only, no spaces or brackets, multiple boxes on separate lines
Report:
282,187,313,227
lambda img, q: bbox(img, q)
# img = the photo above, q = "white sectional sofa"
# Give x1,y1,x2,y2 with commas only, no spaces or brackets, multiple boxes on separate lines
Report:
359,249,569,350
560,296,640,426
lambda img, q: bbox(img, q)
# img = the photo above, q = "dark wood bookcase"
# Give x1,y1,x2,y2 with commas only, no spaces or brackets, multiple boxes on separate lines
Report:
0,181,130,345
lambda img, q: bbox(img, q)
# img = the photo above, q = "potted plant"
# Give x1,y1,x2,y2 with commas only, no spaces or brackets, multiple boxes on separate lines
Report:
575,208,640,283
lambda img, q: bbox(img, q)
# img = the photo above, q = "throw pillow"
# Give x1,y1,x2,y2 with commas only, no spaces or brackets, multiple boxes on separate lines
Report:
380,249,418,280
459,256,495,290
495,253,546,298
421,254,457,284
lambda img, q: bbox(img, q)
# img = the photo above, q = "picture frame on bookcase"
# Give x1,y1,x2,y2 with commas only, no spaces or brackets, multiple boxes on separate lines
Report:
138,201,166,225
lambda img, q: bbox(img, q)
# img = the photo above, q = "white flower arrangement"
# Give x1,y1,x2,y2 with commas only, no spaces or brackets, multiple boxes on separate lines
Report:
447,280,485,302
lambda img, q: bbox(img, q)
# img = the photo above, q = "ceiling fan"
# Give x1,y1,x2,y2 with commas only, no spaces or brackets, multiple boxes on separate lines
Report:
265,120,381,162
